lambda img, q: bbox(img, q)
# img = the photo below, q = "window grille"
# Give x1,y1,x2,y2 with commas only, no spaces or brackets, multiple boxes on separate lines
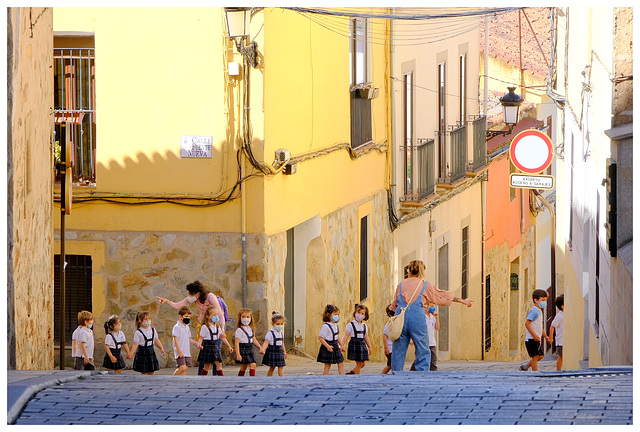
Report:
54,255,93,345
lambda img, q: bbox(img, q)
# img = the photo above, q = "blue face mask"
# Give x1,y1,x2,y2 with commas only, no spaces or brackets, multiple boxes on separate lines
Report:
331,315,340,323
428,307,436,314
211,315,220,323
539,301,547,309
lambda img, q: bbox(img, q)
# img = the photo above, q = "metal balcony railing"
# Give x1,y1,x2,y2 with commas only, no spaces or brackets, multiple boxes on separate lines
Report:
400,138,435,202
471,116,487,171
449,124,467,182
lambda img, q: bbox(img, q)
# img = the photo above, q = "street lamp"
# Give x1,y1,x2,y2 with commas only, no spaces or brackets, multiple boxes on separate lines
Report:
224,7,259,68
486,86,523,138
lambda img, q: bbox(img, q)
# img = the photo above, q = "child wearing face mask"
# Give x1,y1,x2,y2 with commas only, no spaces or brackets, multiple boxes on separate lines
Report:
317,304,345,375
197,306,233,376
74,310,95,370
234,308,263,376
172,306,202,375
260,311,287,376
128,311,166,375
102,315,130,373
520,289,551,371
341,304,372,374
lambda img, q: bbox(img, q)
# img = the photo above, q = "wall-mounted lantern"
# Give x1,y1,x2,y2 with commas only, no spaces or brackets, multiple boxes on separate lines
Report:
223,7,259,68
487,86,523,139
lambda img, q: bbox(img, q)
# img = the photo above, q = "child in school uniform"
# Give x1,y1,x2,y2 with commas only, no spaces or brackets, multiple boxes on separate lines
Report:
341,304,372,374
260,311,287,376
197,306,233,376
128,311,166,375
172,306,202,375
102,315,130,373
549,295,565,370
73,310,95,370
71,312,83,368
234,308,263,376
381,304,394,374
317,304,345,375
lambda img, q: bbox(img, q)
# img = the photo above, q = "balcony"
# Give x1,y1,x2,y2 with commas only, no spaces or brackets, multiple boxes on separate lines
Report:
399,138,436,203
437,124,467,184
470,116,487,172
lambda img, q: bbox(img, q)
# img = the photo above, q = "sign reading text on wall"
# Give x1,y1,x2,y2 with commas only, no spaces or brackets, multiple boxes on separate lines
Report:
180,135,213,158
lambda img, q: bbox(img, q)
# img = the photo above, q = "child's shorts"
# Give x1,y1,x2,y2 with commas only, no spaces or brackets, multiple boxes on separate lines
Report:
525,339,544,357
556,346,563,357
176,356,193,367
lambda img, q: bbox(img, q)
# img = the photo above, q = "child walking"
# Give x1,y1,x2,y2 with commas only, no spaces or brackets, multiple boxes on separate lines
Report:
317,304,345,375
74,310,95,370
71,312,83,369
381,304,394,374
234,308,262,376
341,304,372,374
197,306,233,376
128,311,166,375
549,295,564,370
172,306,202,375
260,311,287,376
520,289,551,371
102,315,131,373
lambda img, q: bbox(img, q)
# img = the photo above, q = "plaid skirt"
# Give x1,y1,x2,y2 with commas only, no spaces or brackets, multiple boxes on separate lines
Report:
317,340,344,364
197,339,222,364
347,337,369,362
262,344,286,367
133,345,159,373
103,347,126,370
236,342,256,364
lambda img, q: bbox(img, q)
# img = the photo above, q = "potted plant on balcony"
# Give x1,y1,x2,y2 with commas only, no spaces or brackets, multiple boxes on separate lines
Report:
353,82,379,100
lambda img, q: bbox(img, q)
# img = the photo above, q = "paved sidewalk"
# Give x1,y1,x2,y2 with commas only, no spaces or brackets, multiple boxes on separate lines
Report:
7,357,633,425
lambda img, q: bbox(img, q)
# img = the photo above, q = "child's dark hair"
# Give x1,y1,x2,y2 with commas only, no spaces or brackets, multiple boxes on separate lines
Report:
237,308,254,329
532,289,548,301
353,303,369,321
385,304,395,317
555,295,564,310
178,306,191,316
135,311,151,329
104,315,121,334
322,304,340,323
271,311,285,324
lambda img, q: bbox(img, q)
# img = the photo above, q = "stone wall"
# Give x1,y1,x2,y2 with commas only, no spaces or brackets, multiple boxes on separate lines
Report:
7,7,55,370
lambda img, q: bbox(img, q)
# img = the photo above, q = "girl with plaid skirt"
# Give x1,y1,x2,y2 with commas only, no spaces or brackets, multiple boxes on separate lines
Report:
260,311,287,376
317,304,345,375
234,308,263,376
341,304,372,374
102,315,131,373
127,311,166,375
197,306,234,376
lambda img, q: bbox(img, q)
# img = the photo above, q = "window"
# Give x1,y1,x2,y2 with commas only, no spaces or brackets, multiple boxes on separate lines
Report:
54,255,93,344
54,35,97,185
359,215,369,301
350,18,372,148
403,72,413,196
437,62,446,178
459,54,466,123
461,226,469,299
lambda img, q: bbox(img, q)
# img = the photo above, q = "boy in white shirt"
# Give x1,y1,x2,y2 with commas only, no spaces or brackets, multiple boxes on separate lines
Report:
172,306,202,375
520,289,551,371
549,295,565,370
73,310,95,370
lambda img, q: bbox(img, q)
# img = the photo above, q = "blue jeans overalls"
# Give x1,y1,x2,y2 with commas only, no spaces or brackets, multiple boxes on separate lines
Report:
391,281,431,371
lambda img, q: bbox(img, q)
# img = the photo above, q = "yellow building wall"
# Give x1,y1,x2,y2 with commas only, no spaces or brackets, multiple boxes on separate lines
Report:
53,8,256,233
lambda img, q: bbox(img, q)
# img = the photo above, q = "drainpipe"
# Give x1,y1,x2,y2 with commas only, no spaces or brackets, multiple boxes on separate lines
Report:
241,56,249,308
483,15,489,116
481,173,486,360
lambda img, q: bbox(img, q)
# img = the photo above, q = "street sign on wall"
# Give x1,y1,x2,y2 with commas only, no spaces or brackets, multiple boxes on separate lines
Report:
509,129,554,173
180,135,213,158
510,173,554,190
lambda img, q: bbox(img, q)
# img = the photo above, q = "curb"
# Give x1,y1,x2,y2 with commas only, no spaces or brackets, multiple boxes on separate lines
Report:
7,371,97,425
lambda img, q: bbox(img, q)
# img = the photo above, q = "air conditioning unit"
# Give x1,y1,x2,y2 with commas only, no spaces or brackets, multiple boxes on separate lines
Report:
275,148,290,163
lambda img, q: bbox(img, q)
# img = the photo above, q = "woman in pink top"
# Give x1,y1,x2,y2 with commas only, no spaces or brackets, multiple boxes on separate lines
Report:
157,280,225,327
389,260,473,371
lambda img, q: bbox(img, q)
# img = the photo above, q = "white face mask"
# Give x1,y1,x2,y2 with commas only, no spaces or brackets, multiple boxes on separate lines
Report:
142,320,151,328
187,295,198,303
114,324,122,332
355,314,365,322
241,317,251,326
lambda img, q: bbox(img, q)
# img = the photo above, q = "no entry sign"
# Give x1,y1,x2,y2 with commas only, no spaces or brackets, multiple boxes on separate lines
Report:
509,129,554,173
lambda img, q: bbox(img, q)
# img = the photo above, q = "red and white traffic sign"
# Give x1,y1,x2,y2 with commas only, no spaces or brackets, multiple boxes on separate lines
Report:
509,129,554,173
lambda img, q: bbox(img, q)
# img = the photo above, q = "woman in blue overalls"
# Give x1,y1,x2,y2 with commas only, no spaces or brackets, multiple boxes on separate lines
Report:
390,260,473,372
